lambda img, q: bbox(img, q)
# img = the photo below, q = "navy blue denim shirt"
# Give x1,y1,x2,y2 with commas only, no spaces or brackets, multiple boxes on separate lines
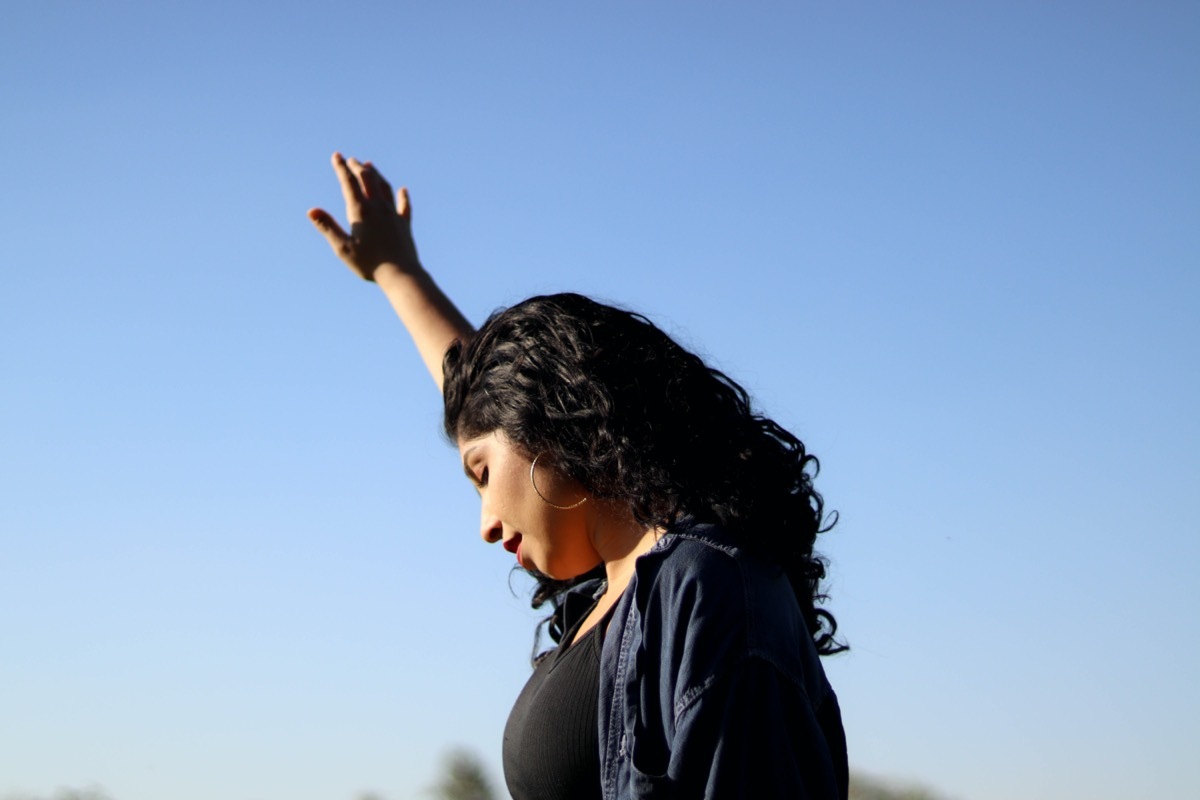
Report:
565,520,847,800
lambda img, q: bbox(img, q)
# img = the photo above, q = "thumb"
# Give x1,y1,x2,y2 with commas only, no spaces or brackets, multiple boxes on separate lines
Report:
396,187,412,219
307,207,351,250
308,208,359,265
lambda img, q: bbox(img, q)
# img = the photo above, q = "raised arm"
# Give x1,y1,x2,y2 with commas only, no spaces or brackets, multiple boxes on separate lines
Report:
308,152,473,392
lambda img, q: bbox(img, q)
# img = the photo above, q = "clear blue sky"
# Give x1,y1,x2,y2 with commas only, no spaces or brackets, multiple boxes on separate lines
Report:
2,2,1197,799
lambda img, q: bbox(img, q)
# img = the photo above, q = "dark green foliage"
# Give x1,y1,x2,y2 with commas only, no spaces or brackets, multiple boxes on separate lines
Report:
849,771,956,800
428,749,497,800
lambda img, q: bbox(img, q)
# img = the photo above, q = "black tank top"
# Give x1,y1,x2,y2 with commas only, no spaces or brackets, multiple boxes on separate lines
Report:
502,605,614,800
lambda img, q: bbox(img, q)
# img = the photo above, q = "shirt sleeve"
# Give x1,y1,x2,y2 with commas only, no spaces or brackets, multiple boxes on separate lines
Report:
657,655,845,799
619,536,847,800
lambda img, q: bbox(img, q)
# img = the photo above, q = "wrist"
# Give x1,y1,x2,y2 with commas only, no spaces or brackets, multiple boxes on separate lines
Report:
373,260,423,287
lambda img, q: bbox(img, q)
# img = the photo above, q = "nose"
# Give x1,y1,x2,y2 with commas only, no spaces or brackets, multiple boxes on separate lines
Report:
480,510,503,544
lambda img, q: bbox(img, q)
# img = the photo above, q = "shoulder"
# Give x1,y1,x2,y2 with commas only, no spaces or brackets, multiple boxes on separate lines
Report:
630,523,741,621
641,519,736,574
638,518,749,579
628,520,791,656
632,519,788,622
628,519,815,681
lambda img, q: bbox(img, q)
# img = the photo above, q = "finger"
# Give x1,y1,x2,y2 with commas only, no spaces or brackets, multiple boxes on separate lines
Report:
369,164,397,210
307,207,353,255
397,186,412,219
346,157,374,201
331,152,365,222
362,161,396,210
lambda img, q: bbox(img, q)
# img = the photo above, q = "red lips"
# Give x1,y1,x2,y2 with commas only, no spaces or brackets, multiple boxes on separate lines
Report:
502,533,524,568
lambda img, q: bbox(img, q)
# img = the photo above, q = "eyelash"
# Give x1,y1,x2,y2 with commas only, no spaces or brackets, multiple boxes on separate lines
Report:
477,467,489,488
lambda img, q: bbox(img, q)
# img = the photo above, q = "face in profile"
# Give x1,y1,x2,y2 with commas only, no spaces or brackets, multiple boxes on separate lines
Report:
457,430,600,580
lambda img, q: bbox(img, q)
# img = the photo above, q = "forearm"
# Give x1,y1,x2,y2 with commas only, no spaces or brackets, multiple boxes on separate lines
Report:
374,262,474,392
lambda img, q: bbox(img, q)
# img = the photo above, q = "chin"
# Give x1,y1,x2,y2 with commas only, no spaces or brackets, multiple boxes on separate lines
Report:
527,559,590,582
546,560,604,582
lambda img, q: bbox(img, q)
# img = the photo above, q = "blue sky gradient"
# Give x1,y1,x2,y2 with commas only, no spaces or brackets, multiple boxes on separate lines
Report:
2,2,1197,799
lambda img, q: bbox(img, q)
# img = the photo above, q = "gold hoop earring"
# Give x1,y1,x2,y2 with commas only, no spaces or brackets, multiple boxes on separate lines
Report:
530,454,588,510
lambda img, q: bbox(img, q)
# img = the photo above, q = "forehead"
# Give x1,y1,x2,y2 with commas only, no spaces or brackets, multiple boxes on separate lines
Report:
456,430,507,458
458,431,532,468
457,432,489,457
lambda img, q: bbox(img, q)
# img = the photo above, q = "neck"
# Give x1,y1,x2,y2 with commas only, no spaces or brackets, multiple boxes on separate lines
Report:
590,502,661,596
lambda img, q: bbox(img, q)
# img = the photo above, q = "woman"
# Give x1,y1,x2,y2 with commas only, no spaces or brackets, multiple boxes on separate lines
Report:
309,153,848,799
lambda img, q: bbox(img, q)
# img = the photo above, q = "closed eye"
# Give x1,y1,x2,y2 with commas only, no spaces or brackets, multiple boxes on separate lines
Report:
461,445,488,492
462,460,487,492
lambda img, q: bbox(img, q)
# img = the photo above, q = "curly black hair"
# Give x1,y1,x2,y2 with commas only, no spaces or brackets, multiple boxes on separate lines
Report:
442,293,844,656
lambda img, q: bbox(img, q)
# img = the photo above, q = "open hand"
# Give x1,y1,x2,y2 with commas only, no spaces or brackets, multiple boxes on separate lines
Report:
308,153,420,282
